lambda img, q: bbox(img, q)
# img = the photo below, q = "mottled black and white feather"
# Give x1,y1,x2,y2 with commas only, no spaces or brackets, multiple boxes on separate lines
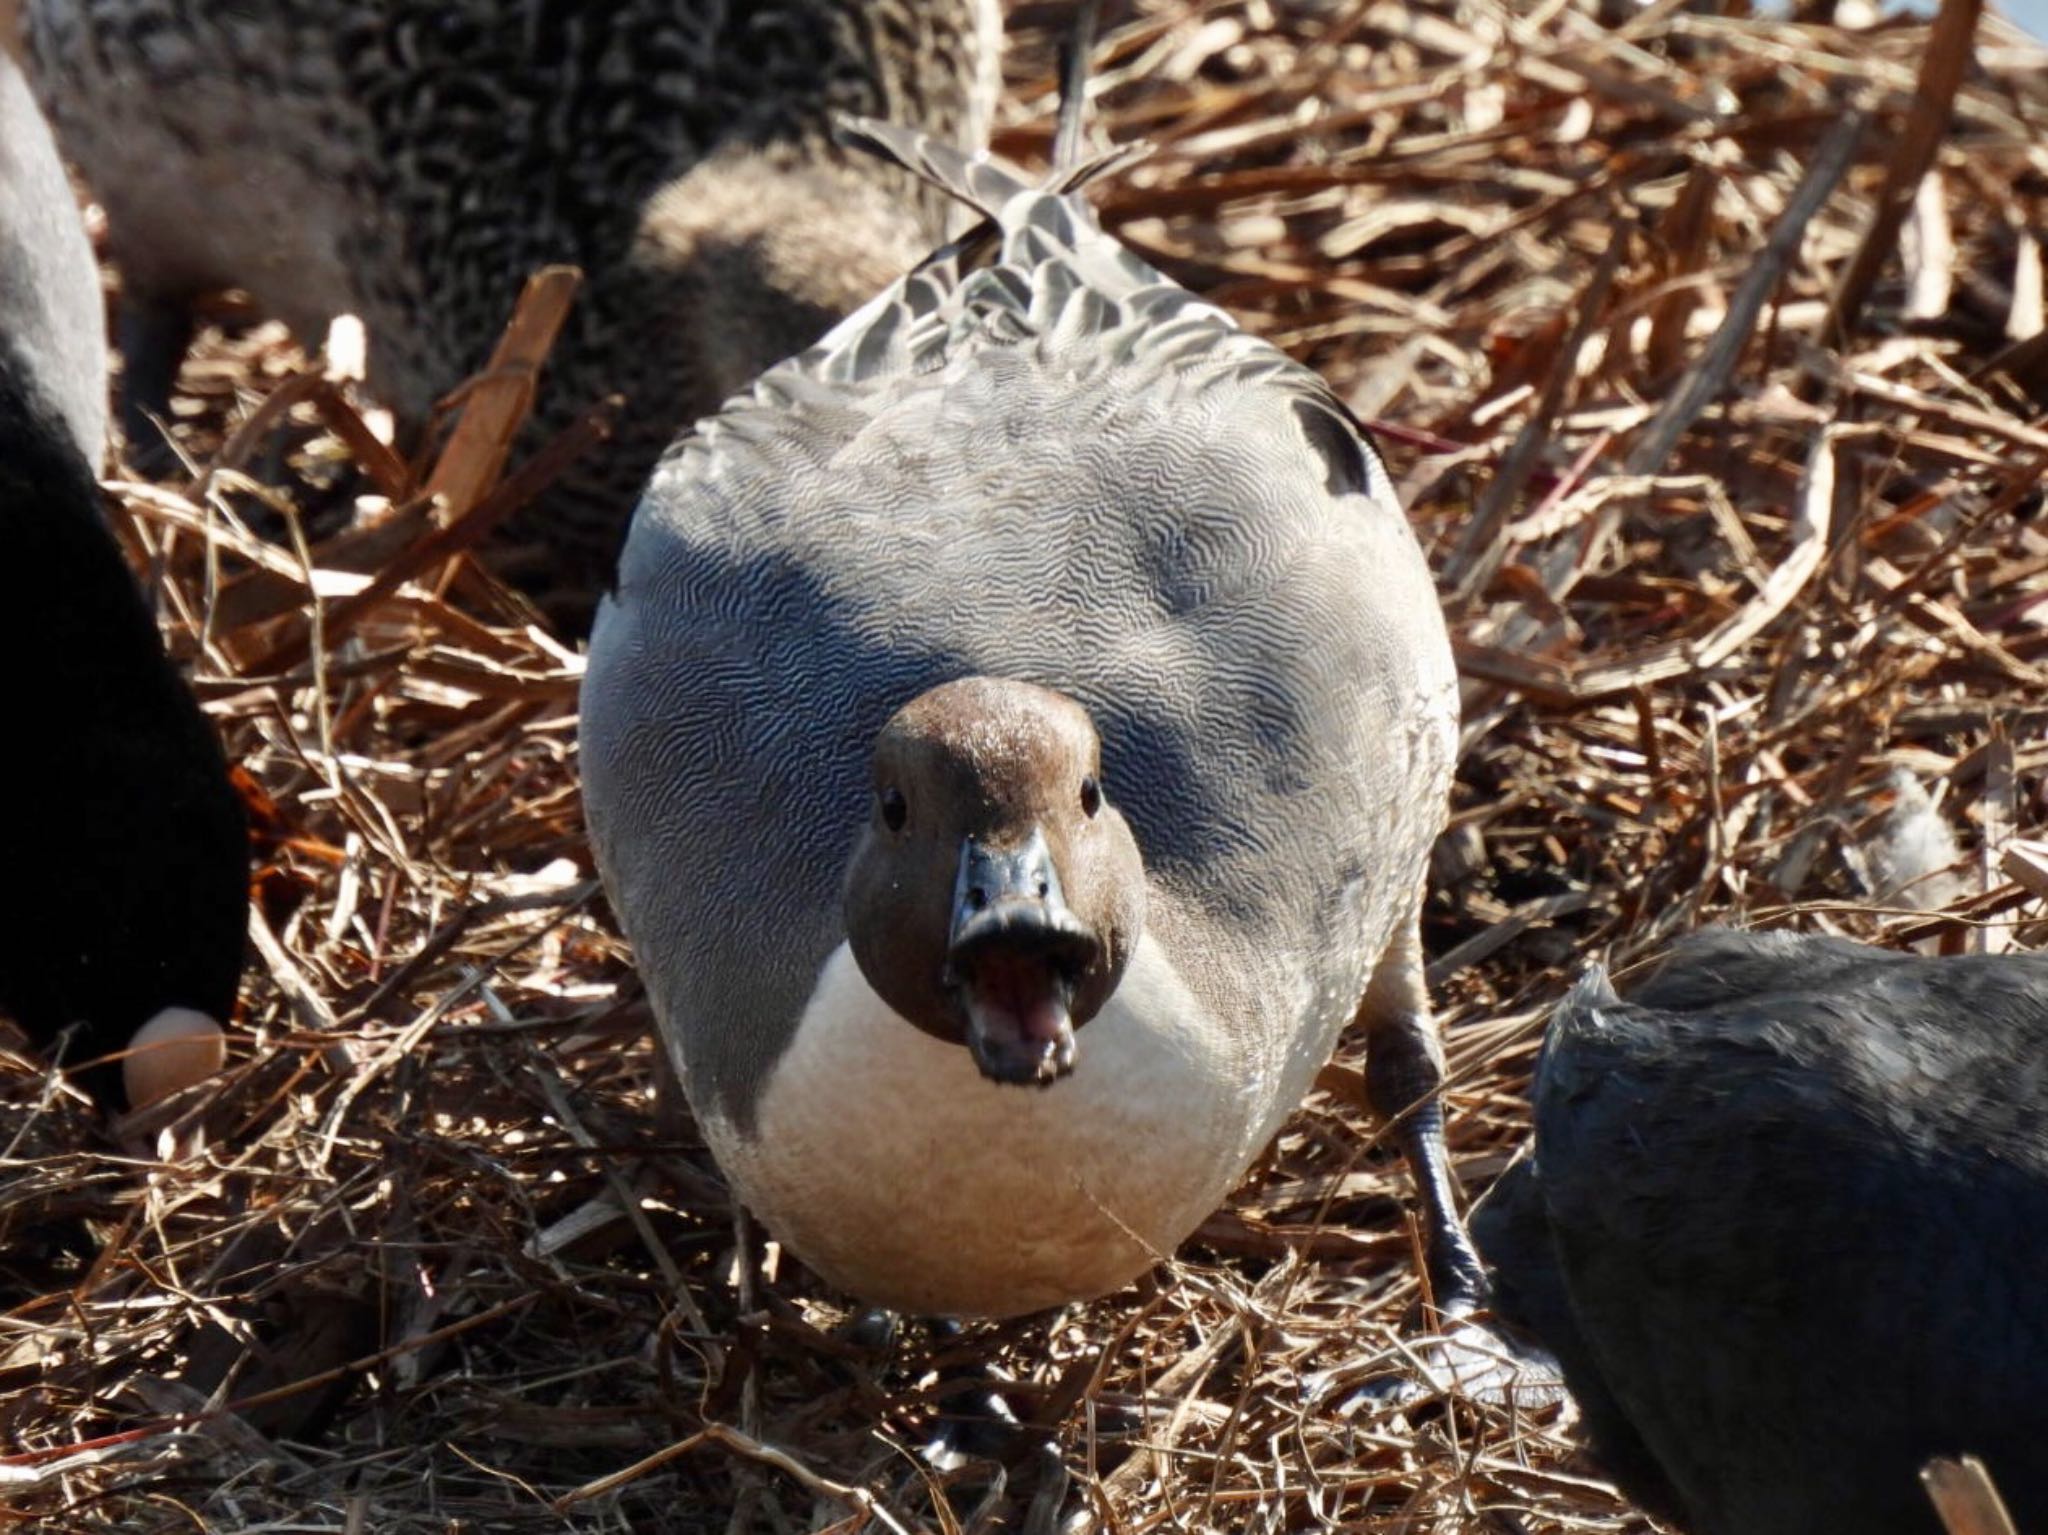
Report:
24,0,1001,625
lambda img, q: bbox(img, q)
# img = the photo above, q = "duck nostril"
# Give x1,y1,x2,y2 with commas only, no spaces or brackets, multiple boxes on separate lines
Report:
969,886,989,911
1035,877,1049,898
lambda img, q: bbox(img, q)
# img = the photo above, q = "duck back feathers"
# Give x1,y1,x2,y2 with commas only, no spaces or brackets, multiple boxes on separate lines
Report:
1479,931,2048,1535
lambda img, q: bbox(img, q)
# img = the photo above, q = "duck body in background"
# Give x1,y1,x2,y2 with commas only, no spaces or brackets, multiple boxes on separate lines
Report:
0,48,247,1113
1477,928,2048,1535
22,0,1000,628
581,114,1474,1319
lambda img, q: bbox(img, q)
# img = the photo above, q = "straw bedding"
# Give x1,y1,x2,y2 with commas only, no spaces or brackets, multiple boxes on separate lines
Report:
6,0,2047,1528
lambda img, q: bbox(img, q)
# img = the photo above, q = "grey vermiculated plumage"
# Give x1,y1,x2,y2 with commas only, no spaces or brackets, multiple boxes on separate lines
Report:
582,126,1458,1151
1475,929,2048,1535
23,0,999,626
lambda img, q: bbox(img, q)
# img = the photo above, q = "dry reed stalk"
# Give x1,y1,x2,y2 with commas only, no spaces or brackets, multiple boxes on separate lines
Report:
1924,1455,2020,1535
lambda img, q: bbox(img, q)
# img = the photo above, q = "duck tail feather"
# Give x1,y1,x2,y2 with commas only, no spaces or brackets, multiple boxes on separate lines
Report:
1558,961,1623,1020
835,2,1145,216
832,115,1030,220
1047,4,1157,191
1052,0,1102,173
1054,138,1152,193
834,101,1149,224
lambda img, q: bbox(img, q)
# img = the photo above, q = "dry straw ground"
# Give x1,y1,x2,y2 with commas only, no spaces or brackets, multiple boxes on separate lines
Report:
6,0,2048,1529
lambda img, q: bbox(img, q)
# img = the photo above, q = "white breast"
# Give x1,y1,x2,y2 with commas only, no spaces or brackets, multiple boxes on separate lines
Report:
703,936,1266,1317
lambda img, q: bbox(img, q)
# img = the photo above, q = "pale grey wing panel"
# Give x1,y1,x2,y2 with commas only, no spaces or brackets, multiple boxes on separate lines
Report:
586,513,963,1130
0,54,106,463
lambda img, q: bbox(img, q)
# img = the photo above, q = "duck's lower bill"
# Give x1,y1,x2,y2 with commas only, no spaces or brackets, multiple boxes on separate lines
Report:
957,947,1077,1086
700,939,1260,1318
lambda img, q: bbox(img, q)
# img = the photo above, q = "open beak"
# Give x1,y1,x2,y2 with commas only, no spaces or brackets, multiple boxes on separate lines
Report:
944,829,1099,1086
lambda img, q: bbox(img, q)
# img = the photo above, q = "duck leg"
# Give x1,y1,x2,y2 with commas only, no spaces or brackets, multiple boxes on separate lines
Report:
1355,915,1561,1406
829,1310,1028,1466
117,291,195,475
1359,914,1487,1310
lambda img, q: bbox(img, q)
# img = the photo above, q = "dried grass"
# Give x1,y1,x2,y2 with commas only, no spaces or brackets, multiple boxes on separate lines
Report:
7,0,2048,1529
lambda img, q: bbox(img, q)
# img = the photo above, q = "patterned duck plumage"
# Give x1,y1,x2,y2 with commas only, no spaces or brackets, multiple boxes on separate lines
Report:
581,109,1474,1317
23,0,1000,627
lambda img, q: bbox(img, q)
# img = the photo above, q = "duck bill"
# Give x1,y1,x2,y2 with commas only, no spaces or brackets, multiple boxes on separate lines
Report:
945,830,1099,1087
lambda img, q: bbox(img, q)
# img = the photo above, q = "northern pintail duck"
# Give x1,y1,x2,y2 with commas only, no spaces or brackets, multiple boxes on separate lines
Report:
581,111,1475,1318
1477,929,2048,1535
0,49,247,1112
22,0,1000,628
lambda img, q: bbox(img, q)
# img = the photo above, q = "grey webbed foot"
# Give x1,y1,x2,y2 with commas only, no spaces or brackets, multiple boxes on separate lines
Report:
1352,1301,1566,1411
829,1312,1049,1469
1018,1442,1070,1535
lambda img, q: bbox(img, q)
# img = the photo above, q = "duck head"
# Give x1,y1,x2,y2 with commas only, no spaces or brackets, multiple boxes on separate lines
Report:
844,678,1145,1087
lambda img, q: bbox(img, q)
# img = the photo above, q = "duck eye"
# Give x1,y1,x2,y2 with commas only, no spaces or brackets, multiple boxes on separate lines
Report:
1080,775,1101,818
880,786,908,832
